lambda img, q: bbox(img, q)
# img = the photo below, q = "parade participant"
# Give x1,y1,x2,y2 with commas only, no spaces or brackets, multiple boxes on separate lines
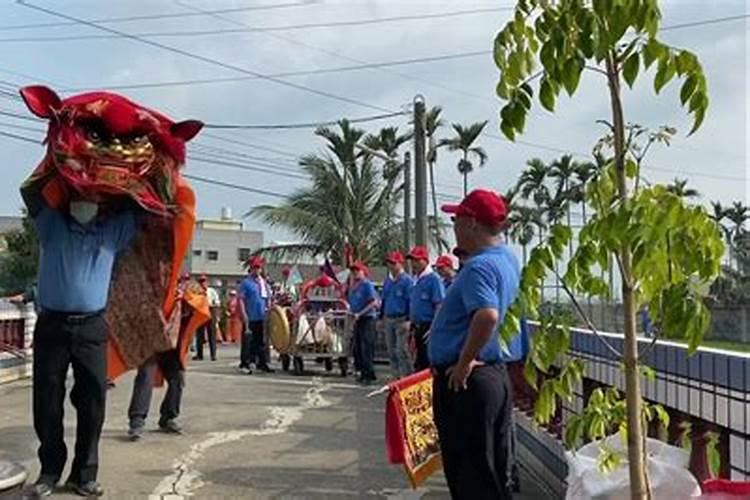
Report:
24,190,136,498
380,251,414,378
406,246,445,372
193,275,220,361
225,290,244,343
430,189,519,500
126,275,198,440
347,261,379,384
434,255,457,289
16,85,204,498
452,246,469,271
238,256,273,373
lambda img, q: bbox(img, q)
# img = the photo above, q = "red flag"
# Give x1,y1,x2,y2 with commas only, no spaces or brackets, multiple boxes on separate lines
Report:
384,369,442,488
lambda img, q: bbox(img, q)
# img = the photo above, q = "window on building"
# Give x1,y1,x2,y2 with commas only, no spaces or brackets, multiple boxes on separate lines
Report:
207,250,219,261
193,249,202,257
238,248,252,262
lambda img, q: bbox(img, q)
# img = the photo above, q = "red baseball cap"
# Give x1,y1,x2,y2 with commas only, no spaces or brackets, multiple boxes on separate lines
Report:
441,189,508,226
434,255,455,269
349,260,369,275
384,250,405,264
247,255,265,269
406,245,429,262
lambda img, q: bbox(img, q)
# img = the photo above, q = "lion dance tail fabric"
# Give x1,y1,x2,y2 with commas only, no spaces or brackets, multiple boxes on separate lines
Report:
19,85,209,382
385,369,442,488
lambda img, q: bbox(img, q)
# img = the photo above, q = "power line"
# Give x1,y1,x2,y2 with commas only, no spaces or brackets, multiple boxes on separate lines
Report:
0,6,514,41
17,1,396,114
183,173,289,199
188,155,310,180
0,129,40,144
62,50,488,92
0,1,316,31
660,13,750,31
204,111,407,130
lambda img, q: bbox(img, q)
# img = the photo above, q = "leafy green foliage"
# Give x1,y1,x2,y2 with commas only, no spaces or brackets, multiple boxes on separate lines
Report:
706,432,721,478
0,213,38,295
493,0,709,140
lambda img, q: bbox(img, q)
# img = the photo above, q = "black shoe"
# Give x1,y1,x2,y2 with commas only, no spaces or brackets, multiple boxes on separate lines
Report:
192,356,203,361
258,365,275,373
65,480,104,497
127,426,143,441
29,476,57,497
210,357,217,361
159,419,183,434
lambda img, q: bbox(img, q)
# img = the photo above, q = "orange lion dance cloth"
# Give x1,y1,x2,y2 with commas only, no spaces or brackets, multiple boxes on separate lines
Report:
19,85,209,381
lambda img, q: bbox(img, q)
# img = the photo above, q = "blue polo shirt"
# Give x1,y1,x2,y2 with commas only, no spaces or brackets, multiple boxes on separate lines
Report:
409,271,445,324
35,207,136,313
347,279,378,318
381,272,413,318
428,245,520,367
239,276,268,322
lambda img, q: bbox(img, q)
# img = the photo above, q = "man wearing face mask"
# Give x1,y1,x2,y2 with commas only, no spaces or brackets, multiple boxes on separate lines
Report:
22,183,136,498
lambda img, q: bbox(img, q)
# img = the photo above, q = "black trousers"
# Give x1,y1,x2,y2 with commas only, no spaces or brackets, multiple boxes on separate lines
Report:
242,320,268,368
128,351,184,428
353,316,376,380
194,311,217,360
412,322,431,372
433,364,513,500
33,311,107,484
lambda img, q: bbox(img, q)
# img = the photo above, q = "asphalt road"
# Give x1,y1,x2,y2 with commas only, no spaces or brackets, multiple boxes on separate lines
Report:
0,344,543,499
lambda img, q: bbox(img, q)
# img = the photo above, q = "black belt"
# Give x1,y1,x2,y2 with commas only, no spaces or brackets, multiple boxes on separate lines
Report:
431,362,501,377
384,315,407,320
40,309,104,324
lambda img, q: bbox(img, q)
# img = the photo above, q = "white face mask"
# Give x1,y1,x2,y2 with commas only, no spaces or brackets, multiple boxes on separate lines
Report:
69,201,99,225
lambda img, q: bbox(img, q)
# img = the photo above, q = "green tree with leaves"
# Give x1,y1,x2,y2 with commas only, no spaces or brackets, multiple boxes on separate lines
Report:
508,205,544,266
439,121,488,196
494,1,720,497
425,106,447,251
666,178,699,200
249,120,403,264
0,213,38,295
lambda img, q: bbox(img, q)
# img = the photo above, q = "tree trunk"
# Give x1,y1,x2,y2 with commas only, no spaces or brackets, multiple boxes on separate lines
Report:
462,151,469,197
429,159,442,252
606,55,649,500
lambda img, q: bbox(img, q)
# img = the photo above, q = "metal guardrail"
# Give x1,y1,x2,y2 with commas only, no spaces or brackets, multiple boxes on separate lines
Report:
514,323,750,495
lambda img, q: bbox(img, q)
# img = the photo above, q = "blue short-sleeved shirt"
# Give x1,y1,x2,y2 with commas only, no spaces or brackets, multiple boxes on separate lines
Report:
409,271,445,324
347,279,378,318
428,245,520,367
35,207,136,313
381,272,414,318
499,317,530,362
239,276,268,322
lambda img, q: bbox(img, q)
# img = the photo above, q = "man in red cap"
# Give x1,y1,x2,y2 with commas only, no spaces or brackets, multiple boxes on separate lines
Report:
434,254,457,290
237,256,274,373
193,274,220,361
347,261,379,383
406,245,445,372
428,189,519,499
380,251,414,378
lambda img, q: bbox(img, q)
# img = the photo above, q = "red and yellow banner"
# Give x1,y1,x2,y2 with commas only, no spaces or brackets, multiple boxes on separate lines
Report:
385,369,442,488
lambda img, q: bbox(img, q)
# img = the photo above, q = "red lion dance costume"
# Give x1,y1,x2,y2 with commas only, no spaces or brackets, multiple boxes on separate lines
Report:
19,85,209,382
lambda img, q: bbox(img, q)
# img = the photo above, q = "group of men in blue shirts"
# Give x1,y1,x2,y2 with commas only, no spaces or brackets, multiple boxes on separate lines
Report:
347,188,524,499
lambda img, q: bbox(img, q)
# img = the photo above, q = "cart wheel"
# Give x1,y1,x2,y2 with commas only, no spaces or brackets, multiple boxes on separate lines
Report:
324,358,333,372
293,356,304,375
338,358,348,377
280,354,291,372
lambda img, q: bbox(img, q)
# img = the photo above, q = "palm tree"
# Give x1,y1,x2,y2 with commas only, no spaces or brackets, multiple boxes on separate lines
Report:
248,120,404,264
666,178,700,199
439,121,489,196
509,205,544,265
424,106,445,248
726,201,749,272
516,158,551,209
549,154,582,263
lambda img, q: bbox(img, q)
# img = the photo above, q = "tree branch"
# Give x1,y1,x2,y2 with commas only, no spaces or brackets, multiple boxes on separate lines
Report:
552,269,624,359
585,64,609,76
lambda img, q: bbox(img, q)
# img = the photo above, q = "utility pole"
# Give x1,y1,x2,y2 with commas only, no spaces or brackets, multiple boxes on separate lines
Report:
413,95,428,247
403,151,411,251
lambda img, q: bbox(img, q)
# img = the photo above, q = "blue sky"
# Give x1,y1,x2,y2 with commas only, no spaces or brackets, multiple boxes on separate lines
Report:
0,0,746,246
